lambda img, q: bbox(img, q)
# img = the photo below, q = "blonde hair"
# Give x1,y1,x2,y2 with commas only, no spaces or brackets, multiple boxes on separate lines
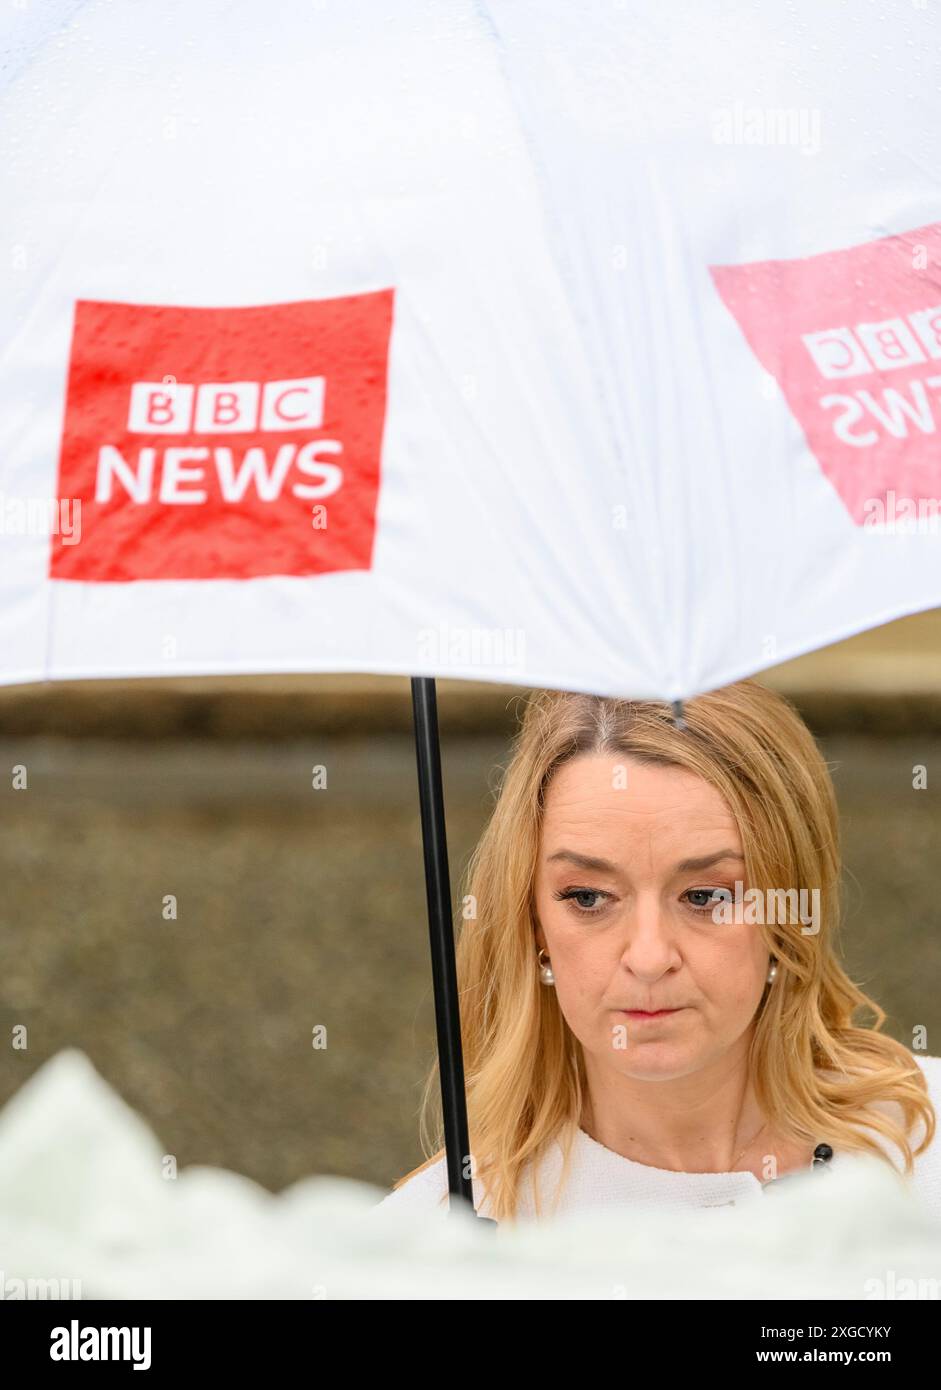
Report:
394,679,935,1222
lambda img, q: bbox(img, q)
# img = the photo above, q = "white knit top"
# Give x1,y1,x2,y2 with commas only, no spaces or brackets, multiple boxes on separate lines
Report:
375,1052,941,1223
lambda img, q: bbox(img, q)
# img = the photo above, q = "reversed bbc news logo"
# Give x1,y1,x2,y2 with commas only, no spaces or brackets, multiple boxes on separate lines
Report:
51,293,394,581
711,219,941,525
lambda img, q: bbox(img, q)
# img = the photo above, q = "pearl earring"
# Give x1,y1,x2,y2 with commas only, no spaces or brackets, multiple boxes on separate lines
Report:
767,960,777,984
537,947,555,986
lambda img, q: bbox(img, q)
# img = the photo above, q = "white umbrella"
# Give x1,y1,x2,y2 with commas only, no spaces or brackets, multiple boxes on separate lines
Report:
1,0,939,1218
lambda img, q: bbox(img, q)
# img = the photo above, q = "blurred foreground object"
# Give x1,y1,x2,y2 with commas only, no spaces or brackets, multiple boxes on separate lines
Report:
0,1051,939,1301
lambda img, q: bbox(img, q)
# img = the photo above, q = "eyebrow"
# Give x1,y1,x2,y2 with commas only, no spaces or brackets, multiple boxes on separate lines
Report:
546,849,745,874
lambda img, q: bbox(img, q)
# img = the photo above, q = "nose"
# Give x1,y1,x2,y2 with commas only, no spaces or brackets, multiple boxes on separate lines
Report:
618,895,681,980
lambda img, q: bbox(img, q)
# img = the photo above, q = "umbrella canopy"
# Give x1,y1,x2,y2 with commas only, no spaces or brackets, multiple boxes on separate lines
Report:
2,0,939,695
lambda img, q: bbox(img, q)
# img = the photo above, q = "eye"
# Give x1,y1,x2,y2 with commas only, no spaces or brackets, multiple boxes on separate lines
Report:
683,887,732,915
553,887,612,916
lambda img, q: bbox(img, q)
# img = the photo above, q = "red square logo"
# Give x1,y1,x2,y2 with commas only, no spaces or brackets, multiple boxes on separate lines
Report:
51,291,395,579
710,222,941,526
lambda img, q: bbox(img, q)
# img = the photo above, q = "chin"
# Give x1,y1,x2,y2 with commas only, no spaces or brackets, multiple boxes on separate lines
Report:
612,1046,699,1081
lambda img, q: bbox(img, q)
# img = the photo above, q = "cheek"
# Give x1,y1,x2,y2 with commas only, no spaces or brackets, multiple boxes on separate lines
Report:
540,909,608,988
550,942,616,1041
694,927,768,1003
539,900,597,967
537,892,577,952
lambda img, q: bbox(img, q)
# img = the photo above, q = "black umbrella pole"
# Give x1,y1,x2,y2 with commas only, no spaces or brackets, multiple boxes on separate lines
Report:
410,676,478,1216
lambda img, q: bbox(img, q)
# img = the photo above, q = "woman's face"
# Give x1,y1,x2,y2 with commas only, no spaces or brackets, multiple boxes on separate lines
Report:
532,753,771,1081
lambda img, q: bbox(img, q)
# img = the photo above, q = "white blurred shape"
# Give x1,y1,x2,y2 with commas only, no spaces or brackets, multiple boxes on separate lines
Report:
0,1048,939,1300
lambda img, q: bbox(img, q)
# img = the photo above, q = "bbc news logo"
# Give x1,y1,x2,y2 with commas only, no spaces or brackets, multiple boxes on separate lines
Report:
51,292,394,581
97,376,342,506
126,376,326,435
711,219,941,525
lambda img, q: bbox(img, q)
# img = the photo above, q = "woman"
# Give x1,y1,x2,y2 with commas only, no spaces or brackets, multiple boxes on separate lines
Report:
376,680,940,1223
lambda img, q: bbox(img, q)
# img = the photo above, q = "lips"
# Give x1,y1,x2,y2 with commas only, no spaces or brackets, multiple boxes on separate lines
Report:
622,1008,682,1018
